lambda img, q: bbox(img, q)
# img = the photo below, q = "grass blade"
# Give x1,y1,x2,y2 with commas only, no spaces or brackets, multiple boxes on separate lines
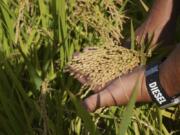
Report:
130,20,135,50
118,80,139,135
68,90,100,135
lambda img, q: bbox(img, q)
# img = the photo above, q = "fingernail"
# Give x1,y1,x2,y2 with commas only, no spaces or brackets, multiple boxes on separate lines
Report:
81,101,91,112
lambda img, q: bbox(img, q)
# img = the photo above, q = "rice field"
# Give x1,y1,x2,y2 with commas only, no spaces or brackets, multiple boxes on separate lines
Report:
0,0,179,135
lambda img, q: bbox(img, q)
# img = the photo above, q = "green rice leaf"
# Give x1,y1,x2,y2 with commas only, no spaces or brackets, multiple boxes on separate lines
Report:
118,80,139,135
68,90,100,135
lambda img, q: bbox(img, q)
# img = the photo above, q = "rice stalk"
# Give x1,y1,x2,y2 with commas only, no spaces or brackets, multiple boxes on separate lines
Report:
68,0,127,46
15,0,25,44
39,79,50,135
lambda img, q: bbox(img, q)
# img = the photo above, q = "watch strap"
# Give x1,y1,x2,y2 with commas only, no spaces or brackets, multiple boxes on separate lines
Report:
145,64,180,108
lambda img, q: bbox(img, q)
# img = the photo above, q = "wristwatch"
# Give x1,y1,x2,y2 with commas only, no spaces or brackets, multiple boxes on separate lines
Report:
145,64,180,109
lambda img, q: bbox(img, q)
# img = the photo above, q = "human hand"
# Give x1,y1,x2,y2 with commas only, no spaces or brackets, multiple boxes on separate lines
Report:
82,66,151,112
68,45,180,112
68,47,114,92
123,0,177,49
68,48,151,112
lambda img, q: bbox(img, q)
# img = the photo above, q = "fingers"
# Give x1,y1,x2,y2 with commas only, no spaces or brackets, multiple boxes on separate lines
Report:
68,65,104,92
67,64,89,84
68,51,89,84
68,47,109,93
73,73,88,84
83,83,128,112
73,52,80,57
67,47,108,92
89,79,114,93
83,66,151,112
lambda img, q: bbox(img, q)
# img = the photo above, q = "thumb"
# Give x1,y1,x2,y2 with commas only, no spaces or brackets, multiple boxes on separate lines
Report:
82,66,151,112
83,79,132,112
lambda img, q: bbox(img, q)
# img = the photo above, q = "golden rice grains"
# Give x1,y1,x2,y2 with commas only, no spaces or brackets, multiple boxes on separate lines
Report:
67,44,140,90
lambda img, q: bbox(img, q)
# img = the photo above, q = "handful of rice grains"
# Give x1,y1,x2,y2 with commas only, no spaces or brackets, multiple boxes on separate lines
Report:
67,45,141,90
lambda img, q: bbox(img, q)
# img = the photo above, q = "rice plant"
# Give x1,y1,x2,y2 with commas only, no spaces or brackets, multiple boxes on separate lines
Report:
0,0,179,135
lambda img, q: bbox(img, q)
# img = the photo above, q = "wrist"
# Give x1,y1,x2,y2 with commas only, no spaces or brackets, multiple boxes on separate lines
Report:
159,46,180,97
